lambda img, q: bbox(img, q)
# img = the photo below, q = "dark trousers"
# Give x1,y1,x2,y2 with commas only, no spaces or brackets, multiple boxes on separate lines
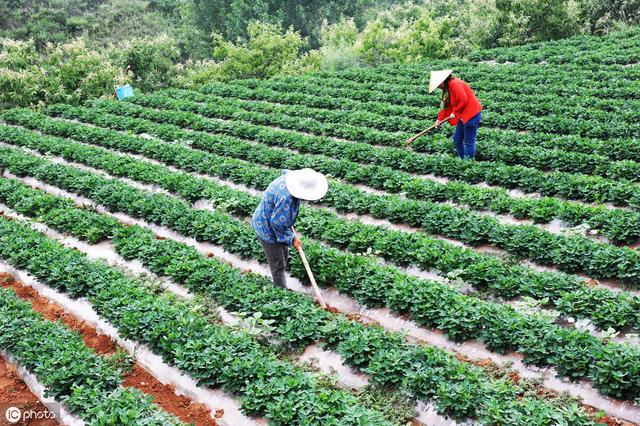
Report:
259,238,289,288
453,111,482,159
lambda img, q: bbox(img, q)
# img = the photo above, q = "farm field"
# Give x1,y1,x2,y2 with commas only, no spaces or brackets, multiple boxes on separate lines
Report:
0,28,639,425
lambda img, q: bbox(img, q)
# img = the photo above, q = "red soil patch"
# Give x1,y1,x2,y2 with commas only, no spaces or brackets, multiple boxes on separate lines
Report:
583,404,636,426
0,273,114,355
345,312,363,323
122,366,219,426
0,355,58,425
324,305,340,314
507,371,521,385
0,273,220,426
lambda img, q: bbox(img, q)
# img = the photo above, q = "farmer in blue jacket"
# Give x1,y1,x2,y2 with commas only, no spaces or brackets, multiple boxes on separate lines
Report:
252,168,328,288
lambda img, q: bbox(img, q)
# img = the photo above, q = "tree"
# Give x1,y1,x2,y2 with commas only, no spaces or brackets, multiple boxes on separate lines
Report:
397,11,453,61
211,21,307,80
496,0,582,44
0,38,126,108
578,0,640,33
111,35,179,91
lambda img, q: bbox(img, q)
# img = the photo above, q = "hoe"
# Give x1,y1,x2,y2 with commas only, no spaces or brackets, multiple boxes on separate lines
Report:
404,117,448,149
292,226,337,312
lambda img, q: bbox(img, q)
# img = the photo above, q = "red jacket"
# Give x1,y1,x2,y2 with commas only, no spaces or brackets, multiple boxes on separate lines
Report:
437,78,482,126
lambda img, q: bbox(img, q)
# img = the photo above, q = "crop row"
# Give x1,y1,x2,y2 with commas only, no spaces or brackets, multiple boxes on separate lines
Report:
205,78,640,140
42,102,640,238
466,29,640,65
47,101,640,225
266,76,640,134
0,176,622,425
0,287,184,425
470,45,640,66
244,75,640,127
228,78,639,139
278,61,640,101
184,78,640,162
184,79,640,132
8,110,640,290
0,180,602,425
196,80,640,162
141,89,640,183
2,143,640,403
283,71,640,113
4,114,638,330
315,59,640,92
268,73,638,113
470,46,640,66
372,57,640,88
0,214,393,425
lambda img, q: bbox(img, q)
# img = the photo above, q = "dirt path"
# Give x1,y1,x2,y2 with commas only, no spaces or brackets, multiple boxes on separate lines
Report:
0,273,222,426
0,354,58,426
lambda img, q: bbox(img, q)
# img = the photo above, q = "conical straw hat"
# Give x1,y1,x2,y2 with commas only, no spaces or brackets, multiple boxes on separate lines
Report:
429,69,453,93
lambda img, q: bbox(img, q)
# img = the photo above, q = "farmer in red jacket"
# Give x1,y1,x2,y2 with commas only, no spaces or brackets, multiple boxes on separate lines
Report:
430,70,482,159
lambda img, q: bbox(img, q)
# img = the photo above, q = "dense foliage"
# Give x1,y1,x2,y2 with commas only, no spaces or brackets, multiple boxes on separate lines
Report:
0,215,392,425
1,123,640,401
5,107,640,327
0,180,603,424
0,287,184,425
1,28,639,425
0,38,127,108
0,1,637,108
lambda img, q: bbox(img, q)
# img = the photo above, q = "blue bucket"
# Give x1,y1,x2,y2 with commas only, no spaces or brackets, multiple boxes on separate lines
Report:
115,84,134,100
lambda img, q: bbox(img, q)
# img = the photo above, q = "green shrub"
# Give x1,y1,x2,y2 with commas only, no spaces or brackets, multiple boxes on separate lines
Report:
495,0,583,45
578,0,640,33
211,21,309,81
110,35,180,92
0,38,126,108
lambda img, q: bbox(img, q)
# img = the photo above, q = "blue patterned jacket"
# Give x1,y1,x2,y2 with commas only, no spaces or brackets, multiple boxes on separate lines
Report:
251,174,300,245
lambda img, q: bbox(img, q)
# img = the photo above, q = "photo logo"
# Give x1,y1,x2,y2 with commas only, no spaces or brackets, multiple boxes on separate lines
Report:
4,407,20,424
0,402,59,425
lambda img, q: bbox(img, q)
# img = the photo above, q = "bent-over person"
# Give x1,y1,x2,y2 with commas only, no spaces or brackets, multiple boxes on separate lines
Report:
251,168,328,288
430,69,483,159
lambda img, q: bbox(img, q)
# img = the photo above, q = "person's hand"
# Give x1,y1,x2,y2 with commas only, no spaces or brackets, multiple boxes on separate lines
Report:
434,118,442,128
449,113,455,120
293,235,302,250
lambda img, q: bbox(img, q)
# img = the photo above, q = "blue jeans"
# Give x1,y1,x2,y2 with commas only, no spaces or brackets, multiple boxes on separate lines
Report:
453,111,482,159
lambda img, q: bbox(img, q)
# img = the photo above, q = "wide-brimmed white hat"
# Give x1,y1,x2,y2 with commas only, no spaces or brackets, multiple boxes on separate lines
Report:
429,69,453,93
285,168,328,201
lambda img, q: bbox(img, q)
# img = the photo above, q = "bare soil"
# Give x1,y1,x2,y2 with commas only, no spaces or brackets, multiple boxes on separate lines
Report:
0,355,58,426
0,273,221,426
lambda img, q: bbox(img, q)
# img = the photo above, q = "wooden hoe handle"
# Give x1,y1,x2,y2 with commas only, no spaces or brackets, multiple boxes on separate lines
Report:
292,227,327,308
405,119,446,146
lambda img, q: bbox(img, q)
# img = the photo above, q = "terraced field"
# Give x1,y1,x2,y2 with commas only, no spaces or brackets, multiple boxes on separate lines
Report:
0,28,639,425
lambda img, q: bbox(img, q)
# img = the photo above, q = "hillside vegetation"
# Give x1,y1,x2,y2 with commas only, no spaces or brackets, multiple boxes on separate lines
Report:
0,29,639,425
1,0,638,108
